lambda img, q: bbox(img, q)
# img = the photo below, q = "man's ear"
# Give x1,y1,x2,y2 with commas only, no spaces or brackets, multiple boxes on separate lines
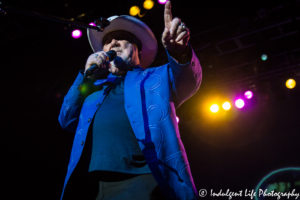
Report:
133,43,141,63
138,52,141,62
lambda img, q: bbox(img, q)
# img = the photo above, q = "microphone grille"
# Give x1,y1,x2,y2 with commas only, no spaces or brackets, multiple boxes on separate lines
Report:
107,50,117,61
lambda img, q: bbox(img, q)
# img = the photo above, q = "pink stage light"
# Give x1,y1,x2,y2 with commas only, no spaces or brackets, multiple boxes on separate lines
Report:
244,91,253,99
235,99,245,109
158,0,167,4
89,22,96,26
72,30,82,39
176,116,179,123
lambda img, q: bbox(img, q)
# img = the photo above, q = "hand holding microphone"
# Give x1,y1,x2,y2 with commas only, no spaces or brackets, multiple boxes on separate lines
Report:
84,50,116,78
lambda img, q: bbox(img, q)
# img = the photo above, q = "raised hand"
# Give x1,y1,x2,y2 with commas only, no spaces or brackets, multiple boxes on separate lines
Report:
162,0,190,55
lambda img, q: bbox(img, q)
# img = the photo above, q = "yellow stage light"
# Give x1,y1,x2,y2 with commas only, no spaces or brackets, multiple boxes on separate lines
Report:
222,102,231,110
286,79,296,89
143,0,154,10
210,104,219,113
129,6,140,16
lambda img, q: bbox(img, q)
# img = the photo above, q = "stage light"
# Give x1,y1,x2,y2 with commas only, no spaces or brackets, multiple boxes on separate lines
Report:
144,0,154,9
176,116,179,123
222,102,231,110
89,22,96,26
210,104,219,113
286,79,296,89
261,54,268,61
158,0,167,4
129,6,140,16
244,91,253,99
235,99,245,109
72,30,82,39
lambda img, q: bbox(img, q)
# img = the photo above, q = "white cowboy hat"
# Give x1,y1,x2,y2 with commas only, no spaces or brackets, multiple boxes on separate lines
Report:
87,15,158,68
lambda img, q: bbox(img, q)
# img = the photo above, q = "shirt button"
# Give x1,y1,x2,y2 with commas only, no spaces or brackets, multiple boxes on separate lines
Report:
87,118,91,122
81,141,84,145
192,62,195,66
96,103,100,107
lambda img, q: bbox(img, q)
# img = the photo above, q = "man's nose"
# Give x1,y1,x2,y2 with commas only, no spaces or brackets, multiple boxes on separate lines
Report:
111,39,119,46
111,39,117,44
108,39,120,51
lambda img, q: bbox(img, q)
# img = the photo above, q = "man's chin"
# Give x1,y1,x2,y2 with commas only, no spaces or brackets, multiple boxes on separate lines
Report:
108,67,118,74
108,67,126,76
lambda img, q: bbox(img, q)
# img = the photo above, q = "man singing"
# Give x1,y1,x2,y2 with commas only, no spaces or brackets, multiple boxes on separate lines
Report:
59,1,202,199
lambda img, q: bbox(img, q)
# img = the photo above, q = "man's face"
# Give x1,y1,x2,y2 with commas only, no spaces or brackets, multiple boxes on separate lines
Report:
102,31,141,75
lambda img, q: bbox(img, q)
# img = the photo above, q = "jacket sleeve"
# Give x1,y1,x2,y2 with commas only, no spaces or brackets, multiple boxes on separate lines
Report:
58,71,97,132
167,45,202,108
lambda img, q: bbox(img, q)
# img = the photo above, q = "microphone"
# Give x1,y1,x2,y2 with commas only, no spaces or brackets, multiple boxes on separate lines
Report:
84,50,117,78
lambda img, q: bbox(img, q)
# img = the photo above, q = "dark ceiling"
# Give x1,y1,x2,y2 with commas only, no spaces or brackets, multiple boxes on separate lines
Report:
1,0,300,199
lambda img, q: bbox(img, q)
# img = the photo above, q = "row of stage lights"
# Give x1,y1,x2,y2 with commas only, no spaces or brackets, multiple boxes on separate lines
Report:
210,91,252,113
209,79,296,113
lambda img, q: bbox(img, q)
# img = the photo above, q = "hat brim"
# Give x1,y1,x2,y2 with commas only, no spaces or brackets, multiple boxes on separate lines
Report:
87,15,157,68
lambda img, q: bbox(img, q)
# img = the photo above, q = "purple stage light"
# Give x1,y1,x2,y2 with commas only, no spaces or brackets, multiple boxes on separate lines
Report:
176,116,179,123
72,30,82,39
158,0,167,4
235,99,245,109
89,22,96,26
244,91,253,99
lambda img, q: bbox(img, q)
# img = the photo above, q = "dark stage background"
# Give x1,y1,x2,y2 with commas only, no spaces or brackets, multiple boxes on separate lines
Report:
1,0,300,199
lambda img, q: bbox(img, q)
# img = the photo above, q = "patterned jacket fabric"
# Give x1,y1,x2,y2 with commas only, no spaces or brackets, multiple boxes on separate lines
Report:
59,48,202,200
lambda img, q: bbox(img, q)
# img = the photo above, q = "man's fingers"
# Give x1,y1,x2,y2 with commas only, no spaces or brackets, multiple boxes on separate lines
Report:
175,29,189,42
169,18,181,38
97,51,109,62
164,0,172,28
98,54,107,65
162,27,171,43
175,25,190,42
176,23,184,35
87,52,107,70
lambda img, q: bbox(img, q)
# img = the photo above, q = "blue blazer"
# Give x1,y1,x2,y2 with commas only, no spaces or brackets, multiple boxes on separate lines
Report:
59,49,202,200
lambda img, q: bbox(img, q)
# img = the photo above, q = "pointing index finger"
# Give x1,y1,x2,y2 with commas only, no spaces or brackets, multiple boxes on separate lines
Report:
164,1,172,28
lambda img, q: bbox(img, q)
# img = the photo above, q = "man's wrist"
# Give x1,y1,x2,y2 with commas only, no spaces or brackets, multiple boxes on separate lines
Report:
168,44,192,64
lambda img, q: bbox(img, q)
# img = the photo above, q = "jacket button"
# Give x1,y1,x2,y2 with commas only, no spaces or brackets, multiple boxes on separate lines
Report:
96,103,100,107
87,118,91,122
192,62,195,66
81,141,84,145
